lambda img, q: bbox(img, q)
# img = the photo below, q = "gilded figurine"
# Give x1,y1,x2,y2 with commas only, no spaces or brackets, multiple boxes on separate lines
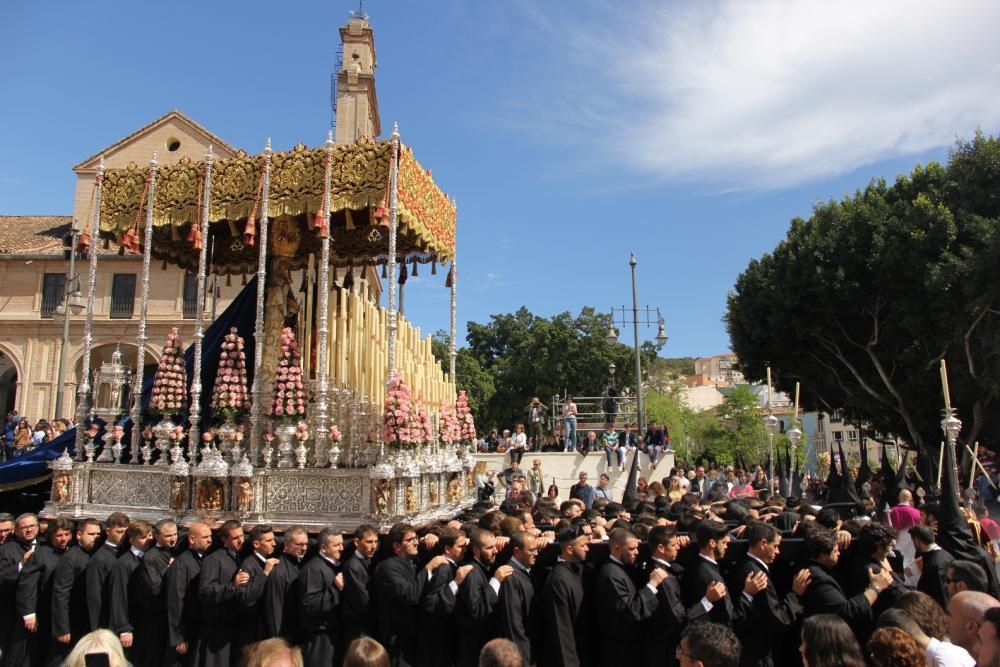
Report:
170,477,187,510
52,472,71,503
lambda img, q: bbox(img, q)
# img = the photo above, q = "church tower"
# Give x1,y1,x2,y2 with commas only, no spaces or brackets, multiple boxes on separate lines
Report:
335,14,381,144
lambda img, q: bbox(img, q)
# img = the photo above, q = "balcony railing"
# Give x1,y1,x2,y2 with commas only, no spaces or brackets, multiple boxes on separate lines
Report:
182,295,198,319
110,296,135,319
40,294,61,318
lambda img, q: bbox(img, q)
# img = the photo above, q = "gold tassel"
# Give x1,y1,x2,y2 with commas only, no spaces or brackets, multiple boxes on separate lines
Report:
226,273,232,287
411,260,418,277
228,220,239,237
345,209,355,230
431,260,437,275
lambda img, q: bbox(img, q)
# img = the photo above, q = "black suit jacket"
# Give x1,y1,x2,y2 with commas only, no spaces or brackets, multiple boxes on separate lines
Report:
732,557,803,667
197,548,242,667
498,563,536,665
595,559,658,664
374,555,426,667
801,563,873,638
917,547,954,609
539,560,587,667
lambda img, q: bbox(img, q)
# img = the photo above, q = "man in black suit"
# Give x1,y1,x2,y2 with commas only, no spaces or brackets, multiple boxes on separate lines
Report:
7,517,72,666
341,524,380,647
595,527,665,665
297,527,345,667
643,525,725,667
0,512,39,661
234,524,281,654
539,523,589,667
800,529,892,640
50,518,102,663
136,518,178,667
107,520,154,663
456,527,513,666
682,519,763,628
418,526,472,667
845,521,909,617
374,523,448,667
85,511,129,631
498,530,538,665
198,520,249,667
165,522,211,667
262,524,308,643
731,521,811,667
910,524,954,608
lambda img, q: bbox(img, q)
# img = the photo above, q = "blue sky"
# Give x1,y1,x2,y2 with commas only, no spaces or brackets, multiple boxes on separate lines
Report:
3,1,999,358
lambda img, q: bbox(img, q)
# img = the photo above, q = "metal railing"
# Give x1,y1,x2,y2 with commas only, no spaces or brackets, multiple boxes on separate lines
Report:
182,295,198,319
109,296,135,319
549,394,640,432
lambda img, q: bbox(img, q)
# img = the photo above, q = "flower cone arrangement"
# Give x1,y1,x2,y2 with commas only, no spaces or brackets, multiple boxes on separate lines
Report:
211,327,250,421
439,401,461,445
383,372,416,449
150,328,187,416
268,327,306,423
456,390,476,445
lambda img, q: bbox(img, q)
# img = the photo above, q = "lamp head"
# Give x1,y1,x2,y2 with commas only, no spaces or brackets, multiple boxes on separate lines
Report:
655,323,668,349
605,326,618,345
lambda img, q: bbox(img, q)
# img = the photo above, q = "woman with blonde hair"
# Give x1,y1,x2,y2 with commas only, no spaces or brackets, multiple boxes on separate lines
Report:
343,636,390,667
241,638,304,667
62,629,129,667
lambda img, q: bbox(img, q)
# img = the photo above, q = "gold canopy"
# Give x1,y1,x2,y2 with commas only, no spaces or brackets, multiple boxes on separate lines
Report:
98,137,456,274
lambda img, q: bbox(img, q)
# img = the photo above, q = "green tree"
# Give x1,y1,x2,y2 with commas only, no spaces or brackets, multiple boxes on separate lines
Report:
716,385,767,466
726,133,1000,463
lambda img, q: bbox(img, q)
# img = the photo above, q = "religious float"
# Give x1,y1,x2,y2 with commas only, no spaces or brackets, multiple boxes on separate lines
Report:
43,125,477,530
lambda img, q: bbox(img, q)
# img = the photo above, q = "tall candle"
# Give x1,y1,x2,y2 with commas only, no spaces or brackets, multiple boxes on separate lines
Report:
793,382,800,423
940,359,952,411
766,367,772,406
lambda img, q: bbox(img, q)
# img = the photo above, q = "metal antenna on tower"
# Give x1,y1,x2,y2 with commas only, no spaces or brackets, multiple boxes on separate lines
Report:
350,0,368,21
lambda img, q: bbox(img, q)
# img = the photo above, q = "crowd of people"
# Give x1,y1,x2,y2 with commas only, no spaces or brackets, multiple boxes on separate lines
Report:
2,411,70,460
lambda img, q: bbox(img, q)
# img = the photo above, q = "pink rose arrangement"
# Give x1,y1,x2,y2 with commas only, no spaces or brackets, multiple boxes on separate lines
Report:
456,390,476,443
268,327,306,423
150,328,188,416
211,328,250,421
383,373,416,449
438,401,461,445
329,425,342,443
413,397,433,444
295,421,309,443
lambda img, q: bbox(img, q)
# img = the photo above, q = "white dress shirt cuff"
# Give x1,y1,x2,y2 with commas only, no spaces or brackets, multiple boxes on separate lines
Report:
449,580,459,596
700,597,714,612
489,578,501,595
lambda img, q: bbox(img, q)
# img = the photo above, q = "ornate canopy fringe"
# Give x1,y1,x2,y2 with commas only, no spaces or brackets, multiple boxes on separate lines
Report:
98,137,456,273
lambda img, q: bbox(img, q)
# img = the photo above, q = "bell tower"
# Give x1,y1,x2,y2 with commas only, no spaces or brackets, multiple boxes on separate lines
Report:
335,14,381,144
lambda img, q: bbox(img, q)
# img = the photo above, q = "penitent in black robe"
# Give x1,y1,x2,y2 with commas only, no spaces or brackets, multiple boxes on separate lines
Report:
297,554,340,667
164,549,203,667
0,537,34,654
731,557,803,667
7,543,64,667
498,561,536,666
49,545,93,665
641,560,709,667
456,559,500,667
418,560,458,667
135,544,172,667
340,552,375,647
539,560,588,667
262,552,302,643
107,549,148,665
197,548,241,667
234,553,269,655
594,559,659,666
84,541,119,631
374,555,427,667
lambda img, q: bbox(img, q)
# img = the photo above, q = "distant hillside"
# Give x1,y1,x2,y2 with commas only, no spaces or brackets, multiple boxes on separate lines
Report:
656,356,697,376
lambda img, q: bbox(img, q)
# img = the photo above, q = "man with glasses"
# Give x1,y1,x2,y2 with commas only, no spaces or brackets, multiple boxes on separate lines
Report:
374,523,448,667
0,512,39,657
676,621,741,667
262,525,309,642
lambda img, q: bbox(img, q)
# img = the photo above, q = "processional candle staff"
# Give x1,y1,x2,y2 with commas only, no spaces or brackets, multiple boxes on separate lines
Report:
75,157,104,458
315,130,334,467
786,382,802,486
130,152,158,461
187,146,214,465
763,366,778,487
249,139,273,463
938,359,962,489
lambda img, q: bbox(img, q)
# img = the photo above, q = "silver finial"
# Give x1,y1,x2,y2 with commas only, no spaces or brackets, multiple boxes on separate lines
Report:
264,137,272,155
97,155,106,175
150,152,158,167
629,253,637,267
206,145,214,162
326,129,334,147
391,122,399,139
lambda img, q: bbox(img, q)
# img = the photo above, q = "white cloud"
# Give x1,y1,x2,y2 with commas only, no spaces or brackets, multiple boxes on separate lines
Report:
518,0,1000,190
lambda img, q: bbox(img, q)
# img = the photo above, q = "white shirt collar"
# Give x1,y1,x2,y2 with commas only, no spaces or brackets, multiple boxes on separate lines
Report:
130,546,145,559
319,552,339,567
747,553,770,573
699,553,718,566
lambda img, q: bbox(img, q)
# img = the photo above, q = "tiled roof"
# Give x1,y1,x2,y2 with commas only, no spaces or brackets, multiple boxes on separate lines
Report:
0,216,122,256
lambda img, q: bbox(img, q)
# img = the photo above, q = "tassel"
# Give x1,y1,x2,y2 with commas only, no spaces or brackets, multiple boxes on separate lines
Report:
369,207,376,227
299,269,308,293
244,214,256,247
77,232,91,254
161,259,168,270
121,228,139,254
241,273,247,286
431,260,437,275
398,262,408,285
343,266,355,291
227,220,239,237
411,260,418,277
381,263,387,279
171,225,180,241
445,265,454,288
345,209,355,230
226,273,232,287
103,238,111,250
312,209,328,239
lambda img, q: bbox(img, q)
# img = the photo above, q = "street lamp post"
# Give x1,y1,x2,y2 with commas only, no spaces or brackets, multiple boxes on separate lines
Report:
605,253,668,433
763,412,779,492
53,228,84,420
